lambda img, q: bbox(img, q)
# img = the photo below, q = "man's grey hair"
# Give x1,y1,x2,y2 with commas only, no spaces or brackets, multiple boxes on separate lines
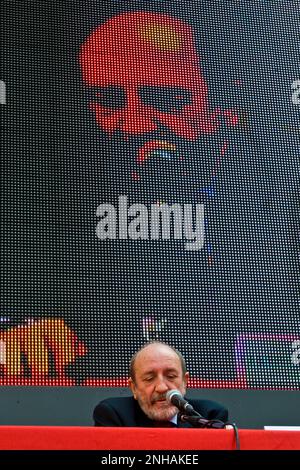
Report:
129,341,187,383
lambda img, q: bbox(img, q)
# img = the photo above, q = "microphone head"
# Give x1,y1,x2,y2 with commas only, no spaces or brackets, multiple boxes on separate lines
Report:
166,389,182,404
166,390,196,416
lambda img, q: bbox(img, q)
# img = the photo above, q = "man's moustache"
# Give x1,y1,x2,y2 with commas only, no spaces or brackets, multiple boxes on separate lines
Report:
151,394,168,404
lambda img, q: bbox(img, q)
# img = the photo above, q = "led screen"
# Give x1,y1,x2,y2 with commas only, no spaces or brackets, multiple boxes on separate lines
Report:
0,0,299,388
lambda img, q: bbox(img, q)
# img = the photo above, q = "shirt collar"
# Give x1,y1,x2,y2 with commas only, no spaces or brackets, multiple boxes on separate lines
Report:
170,414,178,425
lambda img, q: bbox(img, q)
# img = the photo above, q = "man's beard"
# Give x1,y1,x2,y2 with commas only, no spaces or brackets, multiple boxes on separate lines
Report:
137,394,179,421
101,128,226,205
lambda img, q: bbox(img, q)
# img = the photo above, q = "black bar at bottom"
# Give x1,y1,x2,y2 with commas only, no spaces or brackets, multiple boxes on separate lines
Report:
0,450,299,463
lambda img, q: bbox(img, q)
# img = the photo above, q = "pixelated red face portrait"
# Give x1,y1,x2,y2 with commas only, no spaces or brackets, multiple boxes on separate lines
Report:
79,12,237,191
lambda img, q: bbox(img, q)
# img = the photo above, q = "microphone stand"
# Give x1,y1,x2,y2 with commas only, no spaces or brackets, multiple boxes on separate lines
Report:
178,410,240,449
179,412,226,429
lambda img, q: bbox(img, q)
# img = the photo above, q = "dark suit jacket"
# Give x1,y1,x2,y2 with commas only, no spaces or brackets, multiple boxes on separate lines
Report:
93,396,228,427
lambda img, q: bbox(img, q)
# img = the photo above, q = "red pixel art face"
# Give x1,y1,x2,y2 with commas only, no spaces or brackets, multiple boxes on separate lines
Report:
79,12,237,187
79,12,222,139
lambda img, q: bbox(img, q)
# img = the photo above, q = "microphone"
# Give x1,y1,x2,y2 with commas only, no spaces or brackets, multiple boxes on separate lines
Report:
166,390,227,429
166,390,197,416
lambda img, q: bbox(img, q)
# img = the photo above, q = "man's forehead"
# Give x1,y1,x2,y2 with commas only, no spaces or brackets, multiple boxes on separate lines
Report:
135,345,181,368
79,12,204,89
81,60,202,89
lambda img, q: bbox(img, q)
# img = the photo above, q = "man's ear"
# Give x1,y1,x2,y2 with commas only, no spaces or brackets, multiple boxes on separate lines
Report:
128,377,137,400
184,372,190,386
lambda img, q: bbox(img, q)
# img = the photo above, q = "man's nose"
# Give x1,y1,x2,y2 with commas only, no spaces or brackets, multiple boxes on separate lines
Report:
154,377,169,393
119,89,158,135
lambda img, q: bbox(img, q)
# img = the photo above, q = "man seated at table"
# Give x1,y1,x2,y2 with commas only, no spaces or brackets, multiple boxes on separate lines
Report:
93,341,228,427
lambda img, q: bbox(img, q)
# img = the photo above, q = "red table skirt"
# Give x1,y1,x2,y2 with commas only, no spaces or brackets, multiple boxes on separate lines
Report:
0,427,299,450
